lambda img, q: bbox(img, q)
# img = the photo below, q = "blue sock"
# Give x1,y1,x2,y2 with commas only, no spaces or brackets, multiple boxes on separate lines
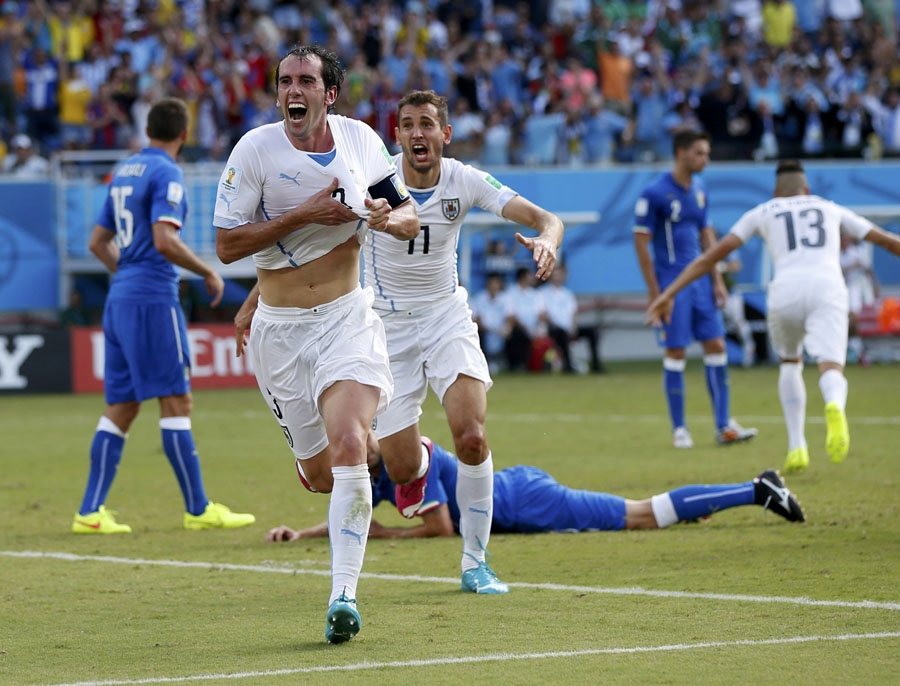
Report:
667,482,755,521
79,417,126,515
704,353,730,431
663,357,686,429
160,417,209,516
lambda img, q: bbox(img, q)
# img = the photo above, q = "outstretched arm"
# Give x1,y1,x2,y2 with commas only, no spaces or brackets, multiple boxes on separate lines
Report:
646,233,743,326
265,505,455,542
153,222,224,306
503,196,565,280
701,226,728,308
864,226,900,257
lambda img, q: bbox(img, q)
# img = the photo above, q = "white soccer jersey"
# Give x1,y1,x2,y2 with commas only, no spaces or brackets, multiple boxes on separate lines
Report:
363,156,517,311
214,115,398,270
729,194,874,286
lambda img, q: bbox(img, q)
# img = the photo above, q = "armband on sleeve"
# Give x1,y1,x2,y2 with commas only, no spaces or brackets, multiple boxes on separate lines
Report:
368,173,410,208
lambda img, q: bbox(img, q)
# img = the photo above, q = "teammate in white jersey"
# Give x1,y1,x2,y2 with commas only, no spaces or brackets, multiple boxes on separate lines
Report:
215,46,420,644
363,90,565,594
646,160,900,474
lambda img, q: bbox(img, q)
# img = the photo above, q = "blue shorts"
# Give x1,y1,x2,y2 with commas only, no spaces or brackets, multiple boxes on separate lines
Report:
655,275,724,349
492,466,626,533
103,300,191,404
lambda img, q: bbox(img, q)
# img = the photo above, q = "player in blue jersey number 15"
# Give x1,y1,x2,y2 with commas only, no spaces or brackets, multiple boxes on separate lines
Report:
72,98,255,535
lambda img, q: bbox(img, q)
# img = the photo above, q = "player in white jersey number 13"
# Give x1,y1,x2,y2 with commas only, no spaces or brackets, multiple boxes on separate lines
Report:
646,160,900,474
362,90,565,594
216,46,420,644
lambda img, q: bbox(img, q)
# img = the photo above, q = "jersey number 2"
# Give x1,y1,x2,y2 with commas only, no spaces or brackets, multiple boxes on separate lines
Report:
776,208,825,250
110,186,135,248
408,225,430,254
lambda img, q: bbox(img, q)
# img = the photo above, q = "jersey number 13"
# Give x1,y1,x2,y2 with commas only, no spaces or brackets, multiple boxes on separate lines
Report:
776,208,825,251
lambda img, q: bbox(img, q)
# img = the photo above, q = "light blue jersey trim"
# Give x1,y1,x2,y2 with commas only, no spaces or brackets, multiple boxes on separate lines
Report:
367,238,396,312
409,189,434,204
262,200,299,268
307,149,337,166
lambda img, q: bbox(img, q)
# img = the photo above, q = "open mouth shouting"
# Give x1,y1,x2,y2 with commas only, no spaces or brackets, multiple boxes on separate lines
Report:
287,102,308,122
411,142,429,163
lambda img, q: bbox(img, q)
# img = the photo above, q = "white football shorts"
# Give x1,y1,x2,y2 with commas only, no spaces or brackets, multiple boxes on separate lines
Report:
248,286,393,460
767,277,849,365
373,286,492,439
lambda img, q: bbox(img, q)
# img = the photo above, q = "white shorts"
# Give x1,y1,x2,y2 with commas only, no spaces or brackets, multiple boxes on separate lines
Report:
373,287,492,439
248,286,393,460
767,278,849,365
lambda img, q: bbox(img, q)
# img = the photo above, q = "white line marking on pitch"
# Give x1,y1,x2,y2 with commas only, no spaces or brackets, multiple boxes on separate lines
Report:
36,632,900,686
4,551,899,611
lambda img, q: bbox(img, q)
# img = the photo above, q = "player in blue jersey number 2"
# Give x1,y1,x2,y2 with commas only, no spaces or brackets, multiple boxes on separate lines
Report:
72,98,255,535
633,130,757,449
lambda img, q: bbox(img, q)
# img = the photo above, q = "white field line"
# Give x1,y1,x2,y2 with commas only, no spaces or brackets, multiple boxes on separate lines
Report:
4,550,900,612
4,411,900,431
35,632,900,686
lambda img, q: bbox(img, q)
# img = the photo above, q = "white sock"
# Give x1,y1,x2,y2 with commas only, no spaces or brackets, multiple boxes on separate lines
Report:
650,493,678,528
779,362,807,451
328,464,371,605
416,442,429,479
456,453,494,573
819,369,848,409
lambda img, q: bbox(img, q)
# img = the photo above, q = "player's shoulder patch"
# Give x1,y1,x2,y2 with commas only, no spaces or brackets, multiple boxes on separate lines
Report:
483,173,503,190
441,198,460,220
220,166,242,194
695,190,706,209
166,181,184,206
380,144,394,167
390,174,409,200
634,197,649,217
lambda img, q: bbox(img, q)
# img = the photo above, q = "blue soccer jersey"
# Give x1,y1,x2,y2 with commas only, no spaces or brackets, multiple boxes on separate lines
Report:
96,148,192,403
633,172,709,279
371,443,626,533
96,148,188,303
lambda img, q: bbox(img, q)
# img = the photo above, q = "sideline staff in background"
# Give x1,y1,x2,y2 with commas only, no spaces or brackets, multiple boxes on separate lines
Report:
72,98,254,536
646,159,900,474
633,129,757,449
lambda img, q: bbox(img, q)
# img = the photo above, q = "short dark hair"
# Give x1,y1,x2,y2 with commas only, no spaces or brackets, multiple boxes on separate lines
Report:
397,90,449,127
672,129,710,155
146,98,189,142
276,44,344,109
776,159,805,175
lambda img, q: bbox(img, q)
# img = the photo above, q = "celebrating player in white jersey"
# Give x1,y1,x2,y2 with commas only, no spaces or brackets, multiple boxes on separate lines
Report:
362,89,564,594
646,160,900,474
215,45,420,644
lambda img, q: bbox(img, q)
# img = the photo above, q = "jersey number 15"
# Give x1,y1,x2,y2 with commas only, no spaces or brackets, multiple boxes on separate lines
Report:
110,186,135,249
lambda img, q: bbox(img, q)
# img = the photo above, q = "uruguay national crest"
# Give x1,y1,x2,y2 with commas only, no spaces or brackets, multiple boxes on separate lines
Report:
442,198,460,221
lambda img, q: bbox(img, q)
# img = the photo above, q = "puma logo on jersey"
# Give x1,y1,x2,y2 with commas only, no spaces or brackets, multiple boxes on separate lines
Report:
218,193,233,211
280,171,302,186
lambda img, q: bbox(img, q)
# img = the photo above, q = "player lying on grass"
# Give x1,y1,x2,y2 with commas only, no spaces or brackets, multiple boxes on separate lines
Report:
266,436,804,543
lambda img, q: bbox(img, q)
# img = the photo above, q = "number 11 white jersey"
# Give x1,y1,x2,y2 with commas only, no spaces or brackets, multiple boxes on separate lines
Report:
362,156,517,312
728,194,874,286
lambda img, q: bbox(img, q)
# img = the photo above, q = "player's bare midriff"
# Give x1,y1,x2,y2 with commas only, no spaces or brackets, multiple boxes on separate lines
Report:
257,235,361,309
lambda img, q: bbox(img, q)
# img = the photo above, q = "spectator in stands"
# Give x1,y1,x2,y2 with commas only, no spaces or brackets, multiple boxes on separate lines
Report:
448,96,484,163
58,58,91,149
632,72,670,162
88,81,129,149
598,34,632,115
59,288,88,327
582,94,629,163
541,263,603,374
0,2,17,137
23,46,59,147
863,87,900,153
762,0,797,48
1,133,49,177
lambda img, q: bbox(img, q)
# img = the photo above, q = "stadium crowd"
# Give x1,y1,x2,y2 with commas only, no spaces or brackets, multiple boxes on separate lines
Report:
1,0,899,169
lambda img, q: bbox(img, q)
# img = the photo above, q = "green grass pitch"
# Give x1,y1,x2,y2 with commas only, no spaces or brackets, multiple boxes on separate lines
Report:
1,361,899,685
